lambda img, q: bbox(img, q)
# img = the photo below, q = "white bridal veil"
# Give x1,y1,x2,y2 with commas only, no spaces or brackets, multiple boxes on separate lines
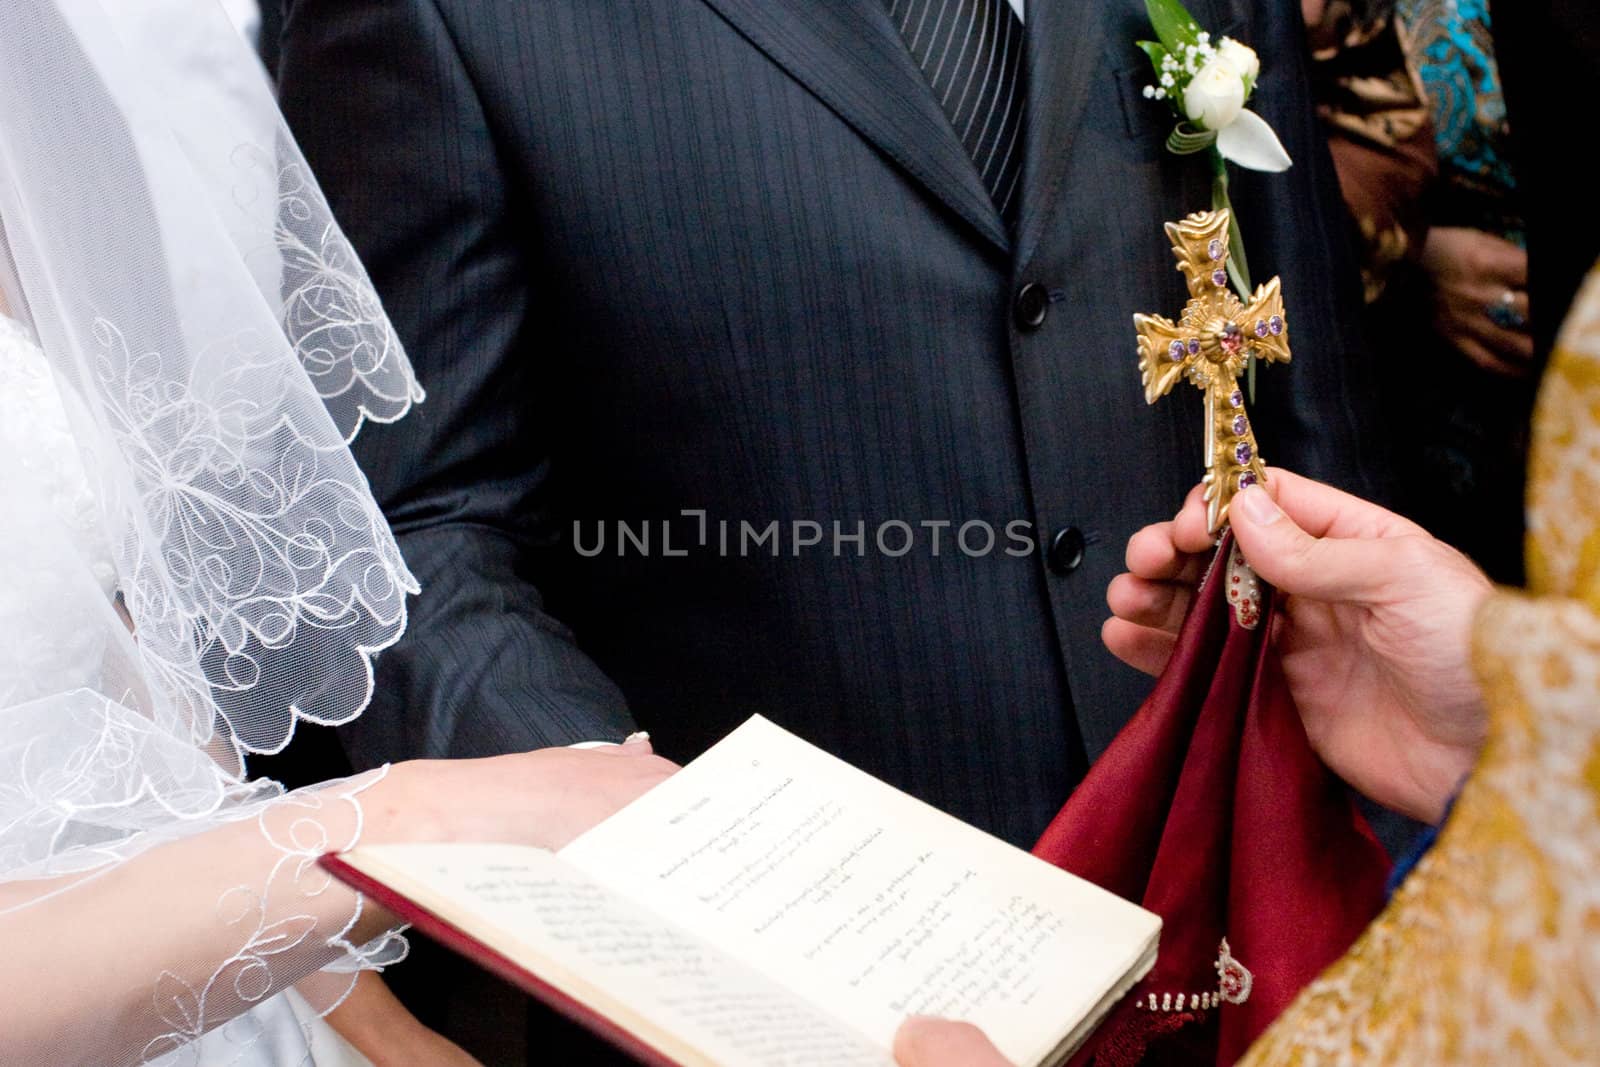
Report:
0,0,422,1062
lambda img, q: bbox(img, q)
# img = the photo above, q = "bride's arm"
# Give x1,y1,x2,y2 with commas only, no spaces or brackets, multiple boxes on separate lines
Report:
0,789,387,1065
0,744,674,1067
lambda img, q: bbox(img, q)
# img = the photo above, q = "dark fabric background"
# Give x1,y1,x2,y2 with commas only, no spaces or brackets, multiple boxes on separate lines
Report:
258,0,280,75
1494,0,1600,363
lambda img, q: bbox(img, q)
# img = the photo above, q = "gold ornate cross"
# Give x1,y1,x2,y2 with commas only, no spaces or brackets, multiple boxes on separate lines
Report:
1134,210,1291,533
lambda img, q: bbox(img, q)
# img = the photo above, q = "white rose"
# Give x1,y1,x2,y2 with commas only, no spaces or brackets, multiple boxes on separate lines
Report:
1183,57,1246,131
1216,38,1260,83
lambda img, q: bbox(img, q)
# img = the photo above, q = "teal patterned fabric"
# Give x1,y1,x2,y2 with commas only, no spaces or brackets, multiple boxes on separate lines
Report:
1396,0,1523,243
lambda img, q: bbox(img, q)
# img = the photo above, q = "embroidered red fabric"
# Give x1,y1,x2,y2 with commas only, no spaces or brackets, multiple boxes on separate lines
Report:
1034,532,1391,1066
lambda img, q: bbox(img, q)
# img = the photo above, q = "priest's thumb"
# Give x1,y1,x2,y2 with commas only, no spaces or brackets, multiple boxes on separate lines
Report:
1231,485,1388,604
892,1017,1014,1067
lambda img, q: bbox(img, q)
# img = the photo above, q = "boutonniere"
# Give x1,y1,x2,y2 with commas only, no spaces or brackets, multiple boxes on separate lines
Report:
1136,0,1292,396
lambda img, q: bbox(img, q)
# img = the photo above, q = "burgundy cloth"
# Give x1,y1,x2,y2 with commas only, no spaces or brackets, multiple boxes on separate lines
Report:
1034,533,1391,1066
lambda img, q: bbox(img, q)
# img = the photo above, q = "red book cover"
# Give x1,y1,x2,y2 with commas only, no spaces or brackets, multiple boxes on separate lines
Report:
320,852,684,1067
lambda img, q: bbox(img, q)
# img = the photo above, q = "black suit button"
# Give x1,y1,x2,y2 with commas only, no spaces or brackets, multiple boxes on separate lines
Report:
1047,526,1086,576
1014,283,1049,331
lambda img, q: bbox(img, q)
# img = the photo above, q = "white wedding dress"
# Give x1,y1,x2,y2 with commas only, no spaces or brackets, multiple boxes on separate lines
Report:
0,313,372,1067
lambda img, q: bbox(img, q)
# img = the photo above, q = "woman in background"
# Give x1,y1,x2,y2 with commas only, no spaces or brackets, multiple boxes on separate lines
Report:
1308,0,1533,584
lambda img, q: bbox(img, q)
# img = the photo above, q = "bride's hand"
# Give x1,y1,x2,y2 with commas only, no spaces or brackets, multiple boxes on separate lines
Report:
1103,470,1492,824
367,736,678,853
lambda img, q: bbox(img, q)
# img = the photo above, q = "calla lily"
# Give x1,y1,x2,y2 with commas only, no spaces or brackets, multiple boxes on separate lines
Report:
1215,109,1292,173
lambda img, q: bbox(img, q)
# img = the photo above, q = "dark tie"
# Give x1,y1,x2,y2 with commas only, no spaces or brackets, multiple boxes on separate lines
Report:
888,0,1027,228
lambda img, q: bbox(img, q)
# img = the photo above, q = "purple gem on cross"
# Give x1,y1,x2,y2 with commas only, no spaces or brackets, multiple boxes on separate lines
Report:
1208,239,1225,261
1254,320,1269,338
1169,339,1186,360
1229,389,1243,408
1238,471,1258,490
1187,338,1202,356
1232,414,1248,436
1269,315,1284,335
1212,269,1229,287
1235,441,1253,465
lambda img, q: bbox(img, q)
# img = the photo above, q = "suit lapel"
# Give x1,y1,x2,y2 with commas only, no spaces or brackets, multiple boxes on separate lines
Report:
1014,0,1108,270
695,0,1010,253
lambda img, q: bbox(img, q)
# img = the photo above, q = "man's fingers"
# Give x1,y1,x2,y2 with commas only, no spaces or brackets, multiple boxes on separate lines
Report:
1126,485,1213,581
1152,471,1420,567
1102,617,1178,677
1107,574,1193,634
1124,522,1208,584
893,1018,1013,1067
1260,468,1425,541
1170,484,1217,555
1230,486,1407,603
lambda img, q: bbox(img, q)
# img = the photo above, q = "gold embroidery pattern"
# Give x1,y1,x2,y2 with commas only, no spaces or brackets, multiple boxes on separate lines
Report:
1526,273,1600,608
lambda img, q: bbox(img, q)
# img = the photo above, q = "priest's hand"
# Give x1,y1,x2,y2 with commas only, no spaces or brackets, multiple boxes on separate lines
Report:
893,1017,1012,1066
1104,469,1493,824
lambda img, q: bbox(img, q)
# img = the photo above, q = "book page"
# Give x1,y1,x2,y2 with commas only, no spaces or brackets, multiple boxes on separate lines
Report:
561,717,1160,1067
346,844,893,1067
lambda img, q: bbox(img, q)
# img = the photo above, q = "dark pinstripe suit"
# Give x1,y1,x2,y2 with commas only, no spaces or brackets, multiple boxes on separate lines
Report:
277,1,1385,1054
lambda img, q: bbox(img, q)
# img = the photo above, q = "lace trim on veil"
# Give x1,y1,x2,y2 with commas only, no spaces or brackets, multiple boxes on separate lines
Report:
0,0,426,1061
267,145,425,443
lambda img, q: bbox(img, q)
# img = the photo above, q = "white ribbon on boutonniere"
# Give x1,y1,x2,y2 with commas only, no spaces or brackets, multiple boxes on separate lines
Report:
1136,0,1292,397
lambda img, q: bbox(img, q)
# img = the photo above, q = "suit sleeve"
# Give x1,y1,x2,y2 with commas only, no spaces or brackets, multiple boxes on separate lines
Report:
277,0,637,761
1228,0,1396,508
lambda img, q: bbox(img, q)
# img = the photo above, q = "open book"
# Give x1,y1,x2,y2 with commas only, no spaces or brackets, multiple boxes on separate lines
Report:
323,717,1159,1067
